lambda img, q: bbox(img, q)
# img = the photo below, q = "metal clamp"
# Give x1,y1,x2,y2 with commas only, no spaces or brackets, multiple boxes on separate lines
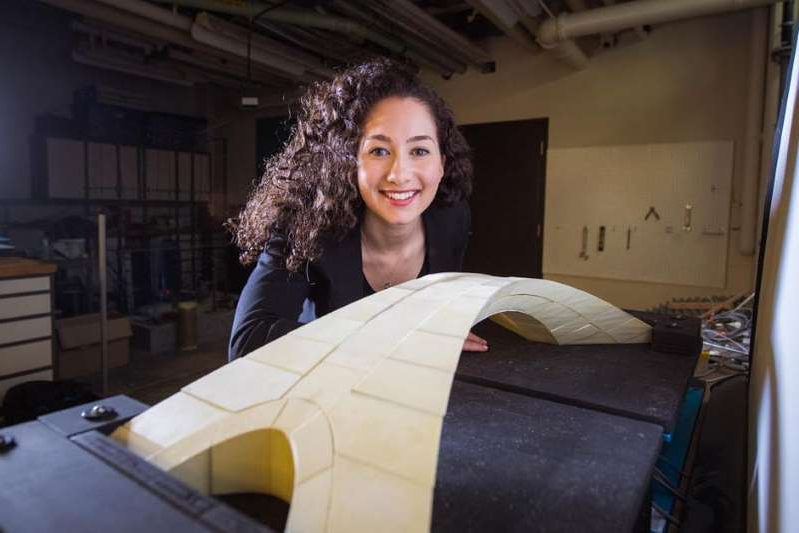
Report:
81,404,118,422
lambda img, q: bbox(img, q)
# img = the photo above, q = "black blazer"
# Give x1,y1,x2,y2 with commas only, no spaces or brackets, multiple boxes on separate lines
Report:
229,201,470,361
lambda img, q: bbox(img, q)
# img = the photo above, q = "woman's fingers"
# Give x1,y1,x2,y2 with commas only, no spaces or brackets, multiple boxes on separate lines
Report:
462,331,489,352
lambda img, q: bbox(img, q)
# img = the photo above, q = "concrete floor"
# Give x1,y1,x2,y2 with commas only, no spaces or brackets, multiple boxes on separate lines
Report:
82,340,229,407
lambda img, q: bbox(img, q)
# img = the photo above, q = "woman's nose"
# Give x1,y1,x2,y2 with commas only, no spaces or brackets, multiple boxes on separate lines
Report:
387,153,411,183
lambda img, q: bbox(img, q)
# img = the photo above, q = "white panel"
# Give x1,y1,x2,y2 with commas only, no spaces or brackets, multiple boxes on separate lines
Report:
544,141,733,288
0,340,52,376
87,142,119,199
0,369,53,403
0,316,51,345
47,138,85,199
0,294,50,320
120,145,139,199
0,277,49,296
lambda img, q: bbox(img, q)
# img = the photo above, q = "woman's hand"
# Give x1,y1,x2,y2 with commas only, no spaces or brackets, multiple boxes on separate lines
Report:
463,331,489,352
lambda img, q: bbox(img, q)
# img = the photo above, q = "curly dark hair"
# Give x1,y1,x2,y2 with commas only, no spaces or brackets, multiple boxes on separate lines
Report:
233,57,473,270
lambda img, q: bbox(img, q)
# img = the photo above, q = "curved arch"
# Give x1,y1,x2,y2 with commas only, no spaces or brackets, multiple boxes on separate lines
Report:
112,274,651,532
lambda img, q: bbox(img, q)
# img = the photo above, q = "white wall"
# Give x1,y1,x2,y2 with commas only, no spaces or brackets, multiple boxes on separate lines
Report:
0,0,203,199
423,10,759,309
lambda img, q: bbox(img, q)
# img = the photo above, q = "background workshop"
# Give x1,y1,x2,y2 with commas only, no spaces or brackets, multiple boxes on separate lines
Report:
0,1,797,533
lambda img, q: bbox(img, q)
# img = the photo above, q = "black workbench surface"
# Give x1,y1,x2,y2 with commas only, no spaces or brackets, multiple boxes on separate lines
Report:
431,315,699,532
457,319,698,432
432,381,663,533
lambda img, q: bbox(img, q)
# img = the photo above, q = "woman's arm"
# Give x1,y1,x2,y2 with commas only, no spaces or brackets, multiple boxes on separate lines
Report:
228,241,311,361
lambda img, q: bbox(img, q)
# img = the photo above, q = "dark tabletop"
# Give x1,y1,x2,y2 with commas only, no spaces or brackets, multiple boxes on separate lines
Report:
456,319,699,432
432,381,664,533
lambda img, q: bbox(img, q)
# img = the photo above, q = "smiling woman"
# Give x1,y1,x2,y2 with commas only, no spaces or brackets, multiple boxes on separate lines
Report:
228,58,486,361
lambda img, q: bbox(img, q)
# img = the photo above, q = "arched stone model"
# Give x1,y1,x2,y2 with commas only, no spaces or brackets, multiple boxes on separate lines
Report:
111,273,652,532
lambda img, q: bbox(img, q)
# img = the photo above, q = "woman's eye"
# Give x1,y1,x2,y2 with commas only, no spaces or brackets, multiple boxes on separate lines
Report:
369,147,390,156
411,147,430,156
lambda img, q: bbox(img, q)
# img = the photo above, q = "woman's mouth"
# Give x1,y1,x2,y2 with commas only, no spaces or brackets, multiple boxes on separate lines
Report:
381,190,419,206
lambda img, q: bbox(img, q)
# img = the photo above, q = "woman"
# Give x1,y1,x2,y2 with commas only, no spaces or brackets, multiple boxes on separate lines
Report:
229,58,488,361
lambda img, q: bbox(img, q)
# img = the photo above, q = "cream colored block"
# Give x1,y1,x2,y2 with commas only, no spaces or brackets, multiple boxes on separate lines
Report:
328,286,412,322
154,400,286,470
274,399,320,434
276,405,334,484
355,358,454,416
213,400,287,444
409,279,483,302
569,330,616,344
325,301,443,372
110,424,162,459
394,272,465,290
123,392,227,451
476,294,552,323
605,318,652,343
328,455,431,533
169,449,210,494
285,468,333,533
464,283,504,299
489,312,557,344
211,427,294,502
293,315,363,344
248,335,333,375
589,306,638,332
326,339,390,374
389,329,470,373
183,358,299,412
111,272,657,533
287,362,364,412
330,393,442,486
552,323,601,344
419,295,487,339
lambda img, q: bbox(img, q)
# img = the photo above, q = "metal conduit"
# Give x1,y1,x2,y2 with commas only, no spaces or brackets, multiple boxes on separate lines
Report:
150,0,465,75
537,0,781,46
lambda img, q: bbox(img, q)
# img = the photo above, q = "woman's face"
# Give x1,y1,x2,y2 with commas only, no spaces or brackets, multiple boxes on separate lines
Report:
357,96,445,227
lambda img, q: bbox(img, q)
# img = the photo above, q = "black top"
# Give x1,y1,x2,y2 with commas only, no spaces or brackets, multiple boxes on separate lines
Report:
229,201,470,361
362,254,430,296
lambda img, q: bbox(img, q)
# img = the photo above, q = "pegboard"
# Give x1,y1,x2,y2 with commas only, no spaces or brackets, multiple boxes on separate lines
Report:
544,141,733,288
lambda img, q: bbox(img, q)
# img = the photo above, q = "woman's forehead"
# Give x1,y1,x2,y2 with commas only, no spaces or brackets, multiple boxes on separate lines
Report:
361,97,437,139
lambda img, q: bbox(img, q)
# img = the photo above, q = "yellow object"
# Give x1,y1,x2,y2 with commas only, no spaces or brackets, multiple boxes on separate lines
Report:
111,273,652,532
178,301,198,352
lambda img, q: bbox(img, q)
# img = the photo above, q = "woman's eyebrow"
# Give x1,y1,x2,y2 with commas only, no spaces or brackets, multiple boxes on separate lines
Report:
407,135,435,143
365,134,392,142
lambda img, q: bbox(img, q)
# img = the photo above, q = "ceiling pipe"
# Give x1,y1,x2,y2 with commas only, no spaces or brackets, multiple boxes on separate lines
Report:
92,0,192,31
331,0,468,76
533,1,589,69
72,47,195,86
71,20,155,54
370,0,494,71
465,0,541,54
537,0,781,47
150,0,464,76
253,19,355,63
38,0,310,84
190,19,307,77
193,13,333,78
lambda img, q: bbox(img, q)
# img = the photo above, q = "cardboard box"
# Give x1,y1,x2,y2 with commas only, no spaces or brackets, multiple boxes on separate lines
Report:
56,313,132,379
131,320,176,355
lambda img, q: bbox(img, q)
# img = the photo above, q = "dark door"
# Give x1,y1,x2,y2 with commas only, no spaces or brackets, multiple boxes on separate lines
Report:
460,118,547,278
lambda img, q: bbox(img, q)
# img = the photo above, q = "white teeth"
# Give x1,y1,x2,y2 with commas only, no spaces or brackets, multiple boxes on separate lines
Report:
384,191,415,200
